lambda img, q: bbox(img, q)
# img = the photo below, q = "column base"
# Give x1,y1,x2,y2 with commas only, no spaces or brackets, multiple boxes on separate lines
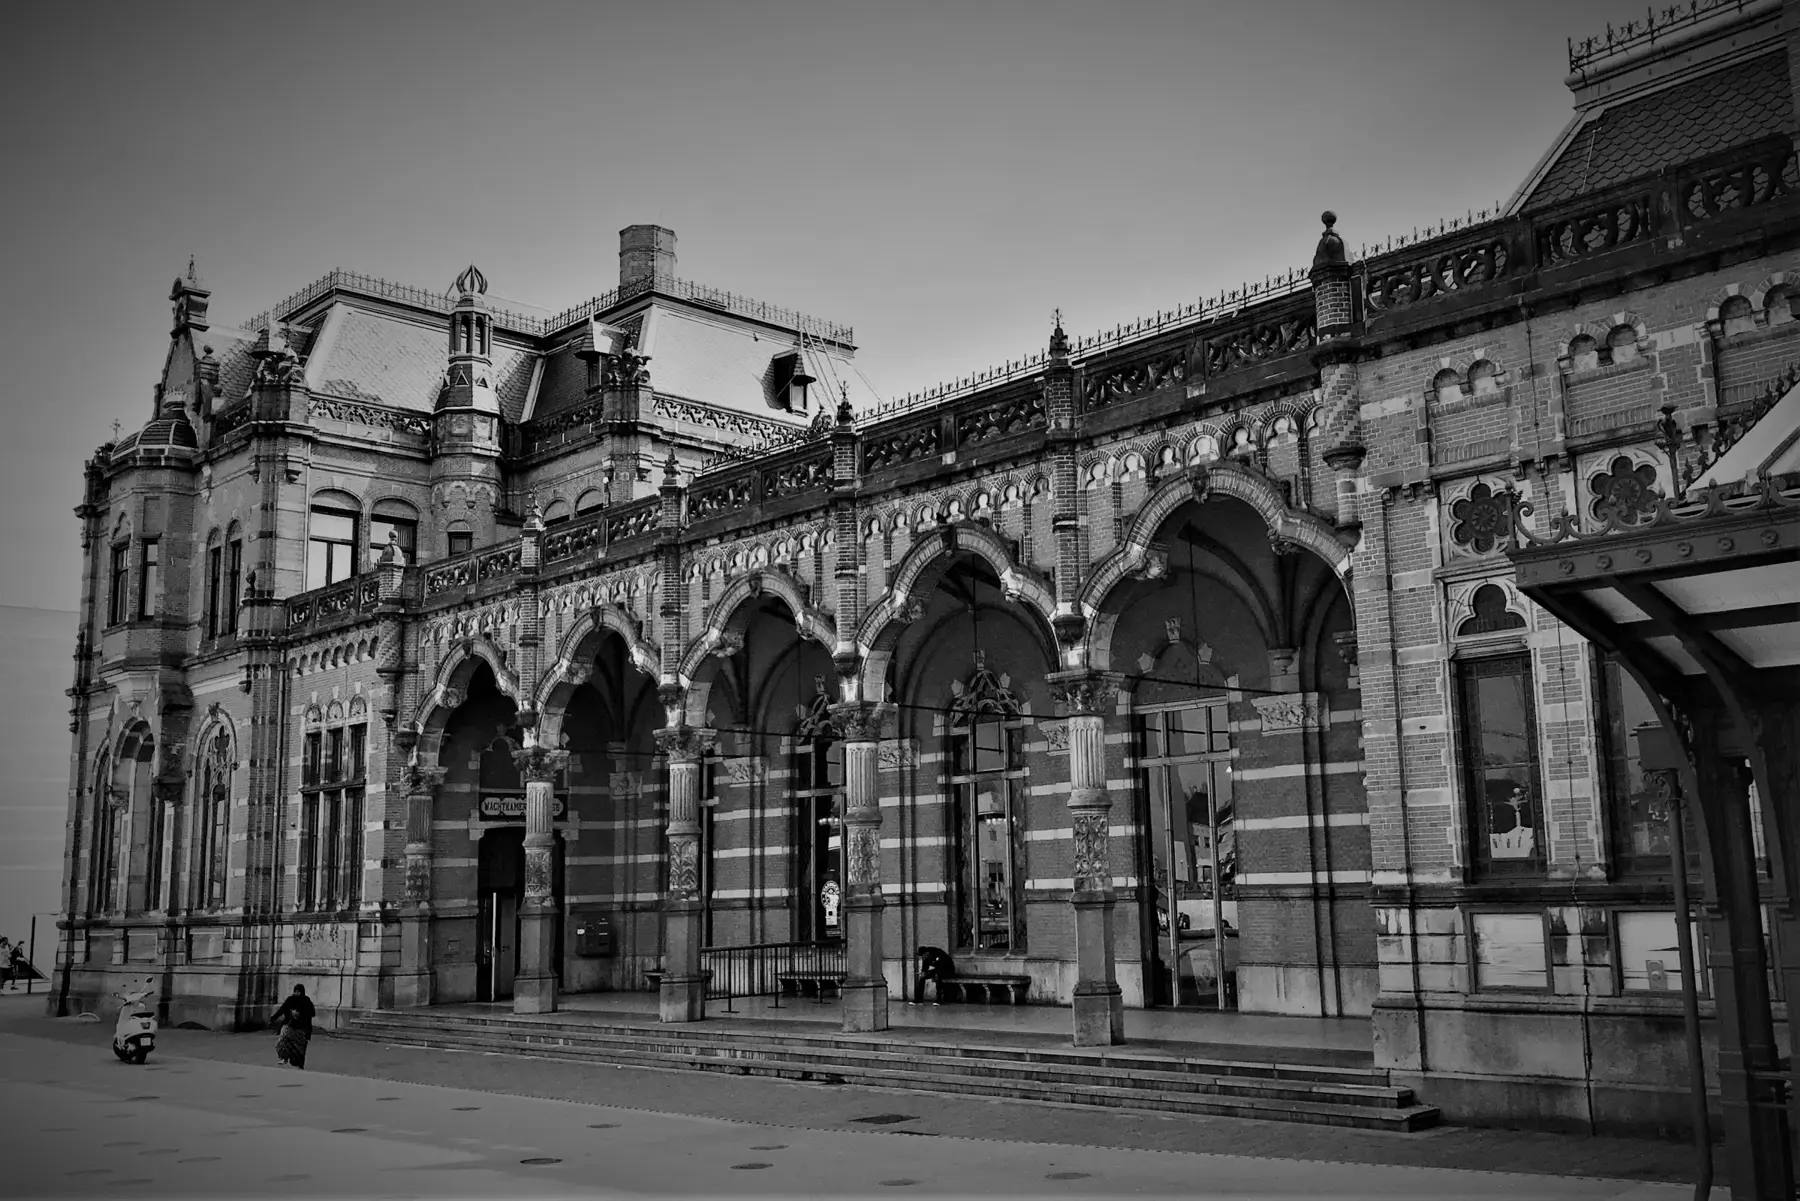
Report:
842,979,889,1032
658,973,708,1023
512,973,558,1015
1072,984,1125,1046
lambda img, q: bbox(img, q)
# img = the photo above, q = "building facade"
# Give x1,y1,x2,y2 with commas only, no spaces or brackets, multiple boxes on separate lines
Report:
56,0,1800,1134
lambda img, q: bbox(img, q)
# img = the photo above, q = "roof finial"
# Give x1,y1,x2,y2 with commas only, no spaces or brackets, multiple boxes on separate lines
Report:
1049,308,1070,359
663,449,680,484
110,419,121,442
453,264,488,297
185,255,200,285
1312,210,1347,271
837,381,853,425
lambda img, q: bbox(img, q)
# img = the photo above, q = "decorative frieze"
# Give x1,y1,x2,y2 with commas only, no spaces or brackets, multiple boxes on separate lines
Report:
1252,692,1323,733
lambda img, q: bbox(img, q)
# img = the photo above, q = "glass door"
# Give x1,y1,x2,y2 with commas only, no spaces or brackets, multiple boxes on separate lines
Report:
1140,703,1236,1008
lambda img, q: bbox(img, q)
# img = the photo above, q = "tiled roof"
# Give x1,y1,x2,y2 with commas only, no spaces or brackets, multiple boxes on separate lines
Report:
1525,51,1793,211
312,306,538,421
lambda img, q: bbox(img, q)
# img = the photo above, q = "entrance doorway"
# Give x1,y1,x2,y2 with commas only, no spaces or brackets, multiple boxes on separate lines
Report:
1138,701,1237,1008
476,827,566,1002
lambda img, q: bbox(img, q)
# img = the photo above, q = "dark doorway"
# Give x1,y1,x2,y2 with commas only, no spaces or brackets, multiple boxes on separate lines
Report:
476,827,566,1001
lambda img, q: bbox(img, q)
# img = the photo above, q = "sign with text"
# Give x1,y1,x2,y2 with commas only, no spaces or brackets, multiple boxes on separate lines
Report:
478,793,567,822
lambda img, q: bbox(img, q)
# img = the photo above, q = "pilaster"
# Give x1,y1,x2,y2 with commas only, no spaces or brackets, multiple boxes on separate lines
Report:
655,725,715,1022
833,702,889,1032
1048,670,1126,1045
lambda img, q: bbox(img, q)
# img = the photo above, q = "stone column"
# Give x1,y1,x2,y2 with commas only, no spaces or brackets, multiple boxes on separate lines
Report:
656,726,714,1022
1050,671,1125,1046
393,748,444,1009
832,703,888,1032
511,737,568,1015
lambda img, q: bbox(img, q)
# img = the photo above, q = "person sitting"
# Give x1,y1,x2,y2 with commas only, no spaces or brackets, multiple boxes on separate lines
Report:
913,945,955,1004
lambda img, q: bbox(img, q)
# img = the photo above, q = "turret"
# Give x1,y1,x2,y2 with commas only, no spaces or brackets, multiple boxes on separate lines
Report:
1310,212,1365,543
431,265,505,552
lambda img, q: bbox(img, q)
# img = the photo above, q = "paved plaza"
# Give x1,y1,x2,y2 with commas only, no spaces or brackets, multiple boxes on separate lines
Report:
0,995,1705,1198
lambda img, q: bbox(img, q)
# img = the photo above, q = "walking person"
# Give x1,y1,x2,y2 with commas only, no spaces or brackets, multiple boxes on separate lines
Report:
268,984,315,1069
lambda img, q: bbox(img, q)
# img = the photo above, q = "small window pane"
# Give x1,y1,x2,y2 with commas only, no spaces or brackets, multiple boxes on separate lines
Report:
1618,911,1705,993
1472,912,1547,989
312,510,356,541
973,720,1005,772
448,531,473,556
1144,716,1165,760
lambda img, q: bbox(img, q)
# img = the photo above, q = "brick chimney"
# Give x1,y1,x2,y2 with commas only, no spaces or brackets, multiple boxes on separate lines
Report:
619,225,677,288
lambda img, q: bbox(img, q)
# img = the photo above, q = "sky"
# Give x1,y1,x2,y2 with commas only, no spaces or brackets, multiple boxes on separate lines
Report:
0,0,1640,615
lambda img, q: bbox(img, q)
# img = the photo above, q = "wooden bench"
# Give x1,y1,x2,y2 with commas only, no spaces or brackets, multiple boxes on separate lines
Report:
931,973,1031,1005
776,970,846,999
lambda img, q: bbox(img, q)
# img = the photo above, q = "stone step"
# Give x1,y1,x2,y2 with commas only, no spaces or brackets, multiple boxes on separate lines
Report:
346,1009,1386,1087
339,1014,1438,1132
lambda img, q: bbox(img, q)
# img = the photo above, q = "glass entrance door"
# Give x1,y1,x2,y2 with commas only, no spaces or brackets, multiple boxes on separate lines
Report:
478,827,522,1001
1140,703,1236,1008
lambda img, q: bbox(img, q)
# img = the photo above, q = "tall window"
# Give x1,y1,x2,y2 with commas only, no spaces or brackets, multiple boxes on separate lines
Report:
195,730,232,909
205,540,224,638
224,533,242,635
1458,653,1545,875
946,653,1027,952
1139,701,1236,1006
298,715,366,911
791,679,843,943
306,504,359,589
1597,655,1676,875
137,539,159,619
368,503,418,568
108,544,129,626
90,752,115,913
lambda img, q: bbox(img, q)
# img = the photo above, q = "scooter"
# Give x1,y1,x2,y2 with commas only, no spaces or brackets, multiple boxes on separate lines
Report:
111,978,158,1065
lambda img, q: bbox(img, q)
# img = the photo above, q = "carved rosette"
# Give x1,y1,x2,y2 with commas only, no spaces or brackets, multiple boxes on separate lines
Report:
1071,810,1111,889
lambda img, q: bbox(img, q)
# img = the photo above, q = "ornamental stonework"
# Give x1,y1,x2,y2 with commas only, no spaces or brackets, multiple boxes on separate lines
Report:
1252,693,1322,733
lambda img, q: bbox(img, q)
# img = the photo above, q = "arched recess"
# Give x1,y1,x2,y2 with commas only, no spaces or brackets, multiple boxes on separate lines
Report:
186,708,239,911
857,521,1057,700
1081,461,1350,671
536,604,662,747
678,569,836,688
411,636,522,762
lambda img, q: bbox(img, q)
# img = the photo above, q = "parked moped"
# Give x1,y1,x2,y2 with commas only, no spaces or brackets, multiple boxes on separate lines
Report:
110,978,158,1064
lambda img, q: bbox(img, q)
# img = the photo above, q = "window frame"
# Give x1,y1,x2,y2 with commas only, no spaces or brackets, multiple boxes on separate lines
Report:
205,543,224,638
224,537,242,635
108,543,130,626
298,721,367,913
137,538,160,620
306,505,361,590
946,712,1029,954
1466,907,1553,993
1455,650,1547,878
790,732,844,944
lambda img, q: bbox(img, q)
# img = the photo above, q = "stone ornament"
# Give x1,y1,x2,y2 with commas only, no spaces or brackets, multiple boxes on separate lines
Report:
1072,810,1111,885
846,825,881,887
668,838,700,897
1252,693,1322,733
1449,481,1513,555
876,738,918,769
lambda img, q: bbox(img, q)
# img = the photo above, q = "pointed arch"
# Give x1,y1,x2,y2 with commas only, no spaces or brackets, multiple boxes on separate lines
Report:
1080,461,1350,671
855,520,1057,703
536,602,661,717
677,568,837,685
411,634,520,746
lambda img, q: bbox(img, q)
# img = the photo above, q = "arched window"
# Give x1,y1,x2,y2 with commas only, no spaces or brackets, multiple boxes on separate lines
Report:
575,489,604,515
194,729,233,910
1459,584,1527,637
224,521,243,636
307,490,361,589
1607,324,1641,364
1568,334,1600,372
791,677,842,943
299,709,368,912
946,652,1028,952
542,499,571,527
1432,368,1463,404
1765,286,1792,327
1468,360,1499,396
1720,295,1754,337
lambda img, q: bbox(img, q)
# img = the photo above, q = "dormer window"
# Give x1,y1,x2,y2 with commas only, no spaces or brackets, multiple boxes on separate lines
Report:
764,351,816,413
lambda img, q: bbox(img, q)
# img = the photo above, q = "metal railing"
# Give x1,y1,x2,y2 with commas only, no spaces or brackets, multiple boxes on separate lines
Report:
699,939,845,1011
1568,0,1754,75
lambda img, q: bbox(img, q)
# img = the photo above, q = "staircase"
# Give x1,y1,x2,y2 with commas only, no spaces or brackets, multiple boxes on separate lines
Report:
338,1009,1439,1131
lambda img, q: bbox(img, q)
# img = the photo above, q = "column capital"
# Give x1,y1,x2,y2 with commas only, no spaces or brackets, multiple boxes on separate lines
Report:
402,763,449,795
1046,670,1124,716
653,726,716,762
828,701,890,744
510,743,569,784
